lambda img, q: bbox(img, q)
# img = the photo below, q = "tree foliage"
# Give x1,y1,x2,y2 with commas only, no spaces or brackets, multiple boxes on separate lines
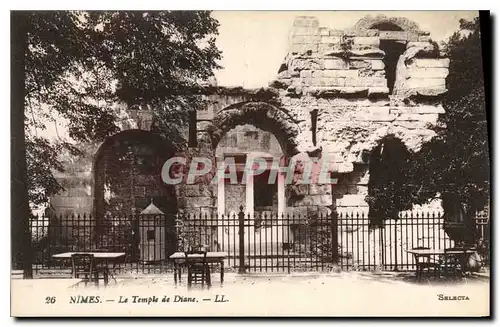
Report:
24,11,221,205
411,17,489,220
366,136,414,227
366,17,489,231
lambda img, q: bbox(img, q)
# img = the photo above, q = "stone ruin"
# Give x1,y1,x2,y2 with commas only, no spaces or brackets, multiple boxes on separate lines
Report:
47,15,450,264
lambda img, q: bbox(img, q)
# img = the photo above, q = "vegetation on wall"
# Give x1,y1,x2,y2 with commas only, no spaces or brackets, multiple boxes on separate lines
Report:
366,17,489,242
411,17,489,229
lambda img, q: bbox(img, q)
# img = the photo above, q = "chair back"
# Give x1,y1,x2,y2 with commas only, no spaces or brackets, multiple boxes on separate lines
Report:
71,253,95,277
184,250,208,266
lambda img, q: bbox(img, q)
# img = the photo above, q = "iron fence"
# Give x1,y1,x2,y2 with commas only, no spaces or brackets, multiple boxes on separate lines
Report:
29,209,490,275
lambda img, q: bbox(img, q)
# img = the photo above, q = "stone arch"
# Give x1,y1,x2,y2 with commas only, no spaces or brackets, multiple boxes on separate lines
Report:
366,134,413,226
203,101,301,156
93,129,178,219
354,14,422,34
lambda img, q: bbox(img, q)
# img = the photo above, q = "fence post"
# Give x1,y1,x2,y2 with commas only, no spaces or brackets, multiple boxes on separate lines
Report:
331,208,339,265
393,219,398,271
238,206,246,274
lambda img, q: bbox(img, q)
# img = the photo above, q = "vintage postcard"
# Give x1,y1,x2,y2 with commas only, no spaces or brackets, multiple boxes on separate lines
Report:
10,10,490,317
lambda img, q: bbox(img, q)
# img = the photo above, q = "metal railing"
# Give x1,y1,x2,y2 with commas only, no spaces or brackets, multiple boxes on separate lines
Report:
29,208,490,275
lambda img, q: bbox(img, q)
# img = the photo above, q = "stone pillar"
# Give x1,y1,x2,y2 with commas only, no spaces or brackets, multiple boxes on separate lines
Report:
277,169,288,246
278,171,286,216
245,173,254,217
217,160,225,215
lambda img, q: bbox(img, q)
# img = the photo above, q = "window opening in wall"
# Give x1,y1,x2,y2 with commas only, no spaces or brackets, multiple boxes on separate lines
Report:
254,170,277,209
371,23,407,95
310,109,318,146
147,229,156,241
188,110,197,147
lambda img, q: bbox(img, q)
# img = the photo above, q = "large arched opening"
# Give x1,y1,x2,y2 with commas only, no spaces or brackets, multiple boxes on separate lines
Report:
204,101,300,216
93,129,178,260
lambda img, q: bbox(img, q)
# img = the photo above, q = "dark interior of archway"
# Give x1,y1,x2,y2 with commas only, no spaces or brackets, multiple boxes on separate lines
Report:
93,132,178,257
94,133,178,218
370,22,404,32
367,136,412,227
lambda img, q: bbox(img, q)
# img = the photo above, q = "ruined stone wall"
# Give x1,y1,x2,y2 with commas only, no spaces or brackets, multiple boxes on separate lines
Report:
269,15,448,214
49,15,449,245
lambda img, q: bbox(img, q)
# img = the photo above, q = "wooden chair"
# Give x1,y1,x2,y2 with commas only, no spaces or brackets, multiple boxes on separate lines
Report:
412,246,440,282
184,250,211,290
71,254,108,287
442,247,469,279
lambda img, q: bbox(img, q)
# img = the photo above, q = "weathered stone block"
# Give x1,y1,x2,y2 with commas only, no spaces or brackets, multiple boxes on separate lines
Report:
292,26,319,36
413,58,450,68
349,60,371,70
300,70,313,78
418,35,431,42
336,194,365,207
407,78,446,88
196,121,211,131
414,87,448,97
368,87,389,97
323,58,349,70
414,106,445,114
312,77,346,87
395,114,423,121
407,68,449,79
329,29,344,36
295,194,332,206
356,110,395,122
345,77,386,87
368,59,385,70
393,120,428,129
407,41,433,49
318,43,342,54
290,58,322,71
365,29,379,37
320,36,341,44
378,30,408,40
353,36,380,46
309,86,369,98
322,70,359,78
289,43,318,54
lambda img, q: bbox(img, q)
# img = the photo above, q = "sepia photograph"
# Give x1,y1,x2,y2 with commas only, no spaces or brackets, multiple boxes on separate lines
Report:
10,9,491,317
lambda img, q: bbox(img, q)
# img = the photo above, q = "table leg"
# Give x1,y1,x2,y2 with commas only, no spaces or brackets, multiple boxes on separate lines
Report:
174,262,178,285
220,260,224,286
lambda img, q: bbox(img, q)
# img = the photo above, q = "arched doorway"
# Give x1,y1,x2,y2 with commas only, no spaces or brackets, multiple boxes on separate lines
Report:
205,101,300,216
215,124,285,216
366,135,412,227
93,130,178,259
205,102,300,260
